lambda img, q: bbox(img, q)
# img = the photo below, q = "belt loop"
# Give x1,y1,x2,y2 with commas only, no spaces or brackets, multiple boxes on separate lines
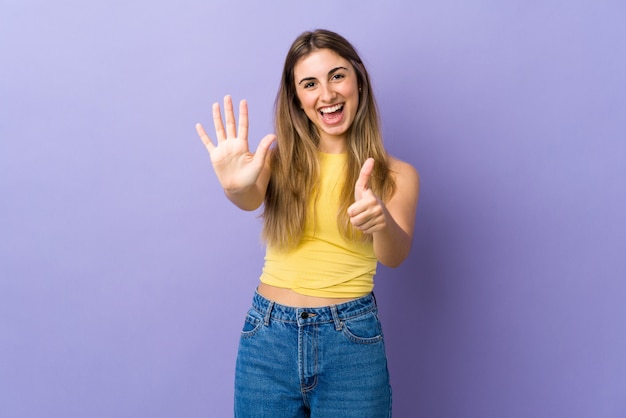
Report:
330,305,342,331
264,301,274,326
371,292,378,307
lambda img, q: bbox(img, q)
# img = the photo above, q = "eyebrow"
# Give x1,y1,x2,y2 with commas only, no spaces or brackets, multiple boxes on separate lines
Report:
298,66,349,85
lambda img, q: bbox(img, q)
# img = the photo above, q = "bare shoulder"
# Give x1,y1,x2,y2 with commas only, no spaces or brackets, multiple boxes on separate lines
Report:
388,155,420,188
383,155,420,241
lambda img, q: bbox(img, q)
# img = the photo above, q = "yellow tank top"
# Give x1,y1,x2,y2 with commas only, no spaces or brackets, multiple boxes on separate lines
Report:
260,152,377,298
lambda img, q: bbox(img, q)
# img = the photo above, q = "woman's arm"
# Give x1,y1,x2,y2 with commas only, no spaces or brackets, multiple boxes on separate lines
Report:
348,157,420,267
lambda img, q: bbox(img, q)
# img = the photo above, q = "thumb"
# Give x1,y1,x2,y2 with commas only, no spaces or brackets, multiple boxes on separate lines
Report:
354,158,374,201
253,133,276,163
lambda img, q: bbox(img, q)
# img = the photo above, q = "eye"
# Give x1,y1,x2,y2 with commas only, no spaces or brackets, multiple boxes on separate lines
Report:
331,73,345,81
303,81,316,89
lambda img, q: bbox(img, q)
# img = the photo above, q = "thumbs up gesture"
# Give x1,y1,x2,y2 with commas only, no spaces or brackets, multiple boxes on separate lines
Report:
348,158,387,234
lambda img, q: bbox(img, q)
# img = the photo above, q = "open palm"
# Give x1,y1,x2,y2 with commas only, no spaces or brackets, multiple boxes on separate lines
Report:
196,95,275,193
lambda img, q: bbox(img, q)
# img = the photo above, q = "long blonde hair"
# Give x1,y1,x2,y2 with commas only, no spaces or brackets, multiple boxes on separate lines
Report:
262,29,396,249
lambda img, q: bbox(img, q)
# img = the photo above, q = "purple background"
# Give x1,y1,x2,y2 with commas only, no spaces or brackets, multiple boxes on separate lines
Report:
2,1,625,417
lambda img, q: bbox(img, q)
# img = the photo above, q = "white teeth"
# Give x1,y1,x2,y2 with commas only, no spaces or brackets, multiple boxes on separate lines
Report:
319,104,343,114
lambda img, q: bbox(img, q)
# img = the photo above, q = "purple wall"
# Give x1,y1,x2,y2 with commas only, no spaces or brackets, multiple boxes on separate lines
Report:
2,1,625,417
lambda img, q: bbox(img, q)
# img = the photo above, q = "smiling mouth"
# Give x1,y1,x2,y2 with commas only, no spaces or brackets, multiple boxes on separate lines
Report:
318,104,345,125
319,103,344,116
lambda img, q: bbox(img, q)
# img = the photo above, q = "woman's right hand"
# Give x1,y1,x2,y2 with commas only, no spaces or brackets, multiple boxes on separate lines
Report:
196,95,275,196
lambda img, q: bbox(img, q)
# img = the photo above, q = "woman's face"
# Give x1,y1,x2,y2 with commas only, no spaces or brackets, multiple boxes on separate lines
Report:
293,48,360,149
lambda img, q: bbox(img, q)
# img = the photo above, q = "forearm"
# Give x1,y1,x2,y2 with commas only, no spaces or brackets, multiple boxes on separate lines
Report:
372,209,413,267
224,184,266,211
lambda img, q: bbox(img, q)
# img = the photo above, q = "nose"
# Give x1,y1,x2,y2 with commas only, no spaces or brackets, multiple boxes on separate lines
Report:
320,83,336,102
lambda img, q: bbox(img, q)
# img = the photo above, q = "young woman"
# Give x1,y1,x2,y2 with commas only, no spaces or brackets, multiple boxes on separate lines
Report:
196,29,419,417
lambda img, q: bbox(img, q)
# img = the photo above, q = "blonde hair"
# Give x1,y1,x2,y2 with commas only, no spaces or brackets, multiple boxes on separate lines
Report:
262,29,396,249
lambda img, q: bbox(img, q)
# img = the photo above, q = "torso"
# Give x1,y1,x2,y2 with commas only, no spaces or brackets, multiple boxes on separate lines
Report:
257,283,358,307
257,154,415,308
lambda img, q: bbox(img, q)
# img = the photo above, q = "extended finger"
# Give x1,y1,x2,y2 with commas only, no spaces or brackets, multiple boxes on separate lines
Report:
238,99,249,143
253,133,276,165
354,158,375,200
212,102,226,142
224,95,237,139
195,123,215,153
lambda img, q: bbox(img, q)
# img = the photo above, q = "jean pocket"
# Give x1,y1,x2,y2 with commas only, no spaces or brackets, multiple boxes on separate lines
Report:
341,311,384,344
240,309,263,338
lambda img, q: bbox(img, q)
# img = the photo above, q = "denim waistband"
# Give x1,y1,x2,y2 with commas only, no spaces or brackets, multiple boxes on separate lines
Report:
251,290,377,327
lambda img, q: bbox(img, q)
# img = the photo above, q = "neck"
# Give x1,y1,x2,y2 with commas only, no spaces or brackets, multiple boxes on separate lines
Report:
318,137,346,154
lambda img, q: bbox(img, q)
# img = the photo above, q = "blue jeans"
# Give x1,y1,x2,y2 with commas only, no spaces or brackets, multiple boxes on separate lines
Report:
234,291,392,417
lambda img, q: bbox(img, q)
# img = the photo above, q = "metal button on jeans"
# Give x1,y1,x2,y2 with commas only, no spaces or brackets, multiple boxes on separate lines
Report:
300,312,309,319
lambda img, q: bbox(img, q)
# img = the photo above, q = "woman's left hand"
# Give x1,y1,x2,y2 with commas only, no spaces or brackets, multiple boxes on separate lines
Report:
348,158,388,234
349,156,420,267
